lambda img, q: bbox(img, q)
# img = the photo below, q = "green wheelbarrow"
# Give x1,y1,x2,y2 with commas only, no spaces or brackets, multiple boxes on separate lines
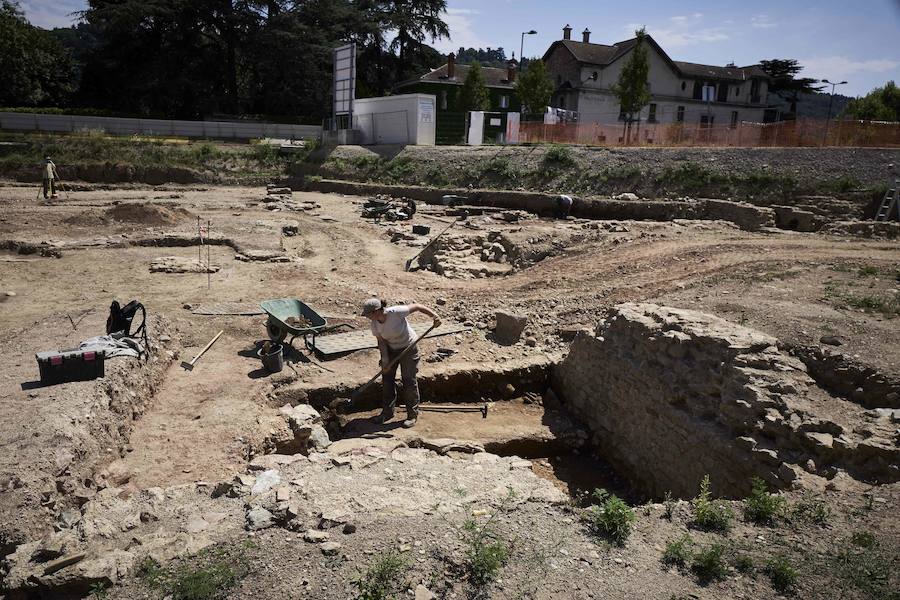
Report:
260,298,353,351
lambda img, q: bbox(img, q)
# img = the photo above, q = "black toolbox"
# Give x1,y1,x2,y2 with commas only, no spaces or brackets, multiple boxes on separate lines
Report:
35,349,106,384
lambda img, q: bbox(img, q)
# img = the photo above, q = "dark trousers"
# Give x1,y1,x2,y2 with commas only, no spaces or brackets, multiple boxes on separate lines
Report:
382,345,420,418
42,178,55,199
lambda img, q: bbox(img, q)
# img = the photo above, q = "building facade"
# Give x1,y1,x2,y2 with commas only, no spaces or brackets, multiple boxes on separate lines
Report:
543,26,771,127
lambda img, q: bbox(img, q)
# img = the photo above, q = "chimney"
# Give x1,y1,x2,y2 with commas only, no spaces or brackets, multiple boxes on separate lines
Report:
582,28,591,43
562,24,572,40
447,52,456,79
507,59,517,83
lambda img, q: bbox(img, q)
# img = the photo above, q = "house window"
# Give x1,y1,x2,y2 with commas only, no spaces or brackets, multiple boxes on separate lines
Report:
700,115,714,127
648,103,657,122
681,81,686,91
557,74,562,85
559,96,565,109
676,106,685,122
500,95,509,109
692,81,702,100
734,86,741,97
730,111,739,128
717,83,729,103
440,90,447,110
750,79,760,103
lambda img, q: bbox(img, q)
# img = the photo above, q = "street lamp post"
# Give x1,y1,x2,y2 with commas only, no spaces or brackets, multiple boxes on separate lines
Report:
520,30,537,67
822,79,847,146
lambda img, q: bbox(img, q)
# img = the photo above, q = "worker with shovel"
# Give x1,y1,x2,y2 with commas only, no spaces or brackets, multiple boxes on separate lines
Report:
361,298,440,428
41,156,60,200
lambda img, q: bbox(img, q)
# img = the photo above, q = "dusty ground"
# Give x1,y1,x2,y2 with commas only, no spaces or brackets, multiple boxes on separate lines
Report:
0,180,898,599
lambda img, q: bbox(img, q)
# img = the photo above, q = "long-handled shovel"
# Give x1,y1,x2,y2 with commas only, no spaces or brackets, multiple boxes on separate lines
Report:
349,322,438,402
404,218,460,271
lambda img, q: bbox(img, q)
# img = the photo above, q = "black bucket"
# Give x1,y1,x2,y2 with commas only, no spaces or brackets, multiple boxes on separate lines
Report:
257,343,284,373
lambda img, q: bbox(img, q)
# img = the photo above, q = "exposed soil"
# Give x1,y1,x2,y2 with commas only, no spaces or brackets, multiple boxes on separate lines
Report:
0,180,897,599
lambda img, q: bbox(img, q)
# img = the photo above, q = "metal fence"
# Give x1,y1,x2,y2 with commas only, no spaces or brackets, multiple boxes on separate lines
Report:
0,111,321,141
518,118,900,148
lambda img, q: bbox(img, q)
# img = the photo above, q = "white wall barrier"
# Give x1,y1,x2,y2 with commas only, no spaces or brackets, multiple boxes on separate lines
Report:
0,112,321,140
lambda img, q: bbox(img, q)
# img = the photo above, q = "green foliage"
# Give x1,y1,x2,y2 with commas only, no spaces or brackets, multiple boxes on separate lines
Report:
691,475,734,532
850,531,877,549
663,491,676,520
612,27,651,135
458,61,491,112
89,582,109,599
384,156,414,182
824,175,860,193
734,554,755,574
0,1,75,106
662,534,694,567
690,543,728,584
759,59,823,108
789,492,830,525
826,533,899,600
515,59,554,115
743,477,786,525
137,545,249,600
765,555,798,594
841,81,900,122
655,162,726,192
461,517,510,585
351,552,408,600
585,488,636,545
543,144,575,166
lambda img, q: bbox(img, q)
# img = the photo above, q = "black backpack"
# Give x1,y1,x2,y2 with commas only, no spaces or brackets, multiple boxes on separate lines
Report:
106,300,148,349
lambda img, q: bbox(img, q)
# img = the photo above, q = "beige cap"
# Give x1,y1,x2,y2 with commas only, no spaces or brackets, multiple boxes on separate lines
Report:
360,298,382,316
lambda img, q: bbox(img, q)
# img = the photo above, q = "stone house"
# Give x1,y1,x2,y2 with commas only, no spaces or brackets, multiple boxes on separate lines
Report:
542,25,772,127
394,53,521,114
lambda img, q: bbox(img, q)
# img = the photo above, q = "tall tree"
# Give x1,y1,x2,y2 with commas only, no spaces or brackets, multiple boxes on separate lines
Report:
841,81,900,122
0,0,75,106
759,59,822,119
515,59,552,115
457,61,490,112
612,28,651,143
383,0,449,81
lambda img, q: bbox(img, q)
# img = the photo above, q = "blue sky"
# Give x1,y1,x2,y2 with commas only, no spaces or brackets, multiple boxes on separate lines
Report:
20,0,900,97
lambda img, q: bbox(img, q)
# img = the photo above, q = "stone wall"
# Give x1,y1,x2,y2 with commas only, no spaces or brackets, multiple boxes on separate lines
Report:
551,303,899,499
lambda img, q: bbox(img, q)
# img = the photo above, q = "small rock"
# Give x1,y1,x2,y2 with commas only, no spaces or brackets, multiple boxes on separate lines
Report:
304,529,329,543
415,584,436,600
436,298,447,306
342,523,357,535
525,337,537,347
246,508,274,531
320,541,342,556
820,335,843,346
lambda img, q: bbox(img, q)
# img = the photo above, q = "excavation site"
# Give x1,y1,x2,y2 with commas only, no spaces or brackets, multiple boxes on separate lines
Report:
1,155,898,600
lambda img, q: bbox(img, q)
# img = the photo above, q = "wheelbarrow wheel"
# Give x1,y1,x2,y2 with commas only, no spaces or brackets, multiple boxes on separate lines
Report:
266,320,287,343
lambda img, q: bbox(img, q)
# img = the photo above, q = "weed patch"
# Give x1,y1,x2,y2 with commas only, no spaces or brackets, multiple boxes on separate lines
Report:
543,144,576,166
743,477,786,525
662,534,694,568
691,475,734,532
351,552,408,600
137,543,251,600
789,493,830,526
690,543,728,584
765,555,798,595
585,488,636,545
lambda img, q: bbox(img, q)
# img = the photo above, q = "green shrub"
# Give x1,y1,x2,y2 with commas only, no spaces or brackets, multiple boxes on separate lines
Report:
351,552,408,600
664,491,676,520
790,493,830,525
691,475,734,532
462,518,510,585
544,144,575,166
690,543,728,584
137,546,249,600
585,488,636,545
662,534,693,567
765,555,798,594
743,477,786,525
850,531,877,549
734,554,755,574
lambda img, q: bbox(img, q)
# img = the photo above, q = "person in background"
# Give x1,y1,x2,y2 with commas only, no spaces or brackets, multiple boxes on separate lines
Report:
556,194,573,219
42,156,59,200
361,298,441,428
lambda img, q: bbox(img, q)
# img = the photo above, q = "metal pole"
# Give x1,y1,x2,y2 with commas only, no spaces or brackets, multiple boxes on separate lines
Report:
520,33,524,66
823,83,836,147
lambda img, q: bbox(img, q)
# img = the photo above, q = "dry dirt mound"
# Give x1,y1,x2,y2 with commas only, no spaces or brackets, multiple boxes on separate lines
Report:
105,202,194,226
62,210,112,227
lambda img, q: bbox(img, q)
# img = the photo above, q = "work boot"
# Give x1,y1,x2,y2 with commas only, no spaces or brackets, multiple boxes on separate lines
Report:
402,415,417,428
374,410,394,424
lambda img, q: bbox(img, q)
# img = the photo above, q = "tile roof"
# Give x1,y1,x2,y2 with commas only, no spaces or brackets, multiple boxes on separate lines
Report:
554,38,637,66
673,61,769,81
405,63,515,89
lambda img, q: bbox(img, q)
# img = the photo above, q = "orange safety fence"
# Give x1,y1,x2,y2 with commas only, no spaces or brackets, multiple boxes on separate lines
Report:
518,119,900,148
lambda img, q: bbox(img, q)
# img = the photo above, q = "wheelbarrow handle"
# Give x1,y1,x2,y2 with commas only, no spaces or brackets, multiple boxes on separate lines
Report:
351,323,437,401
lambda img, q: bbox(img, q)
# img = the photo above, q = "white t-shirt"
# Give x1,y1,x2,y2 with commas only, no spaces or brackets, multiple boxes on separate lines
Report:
44,162,56,180
370,305,415,350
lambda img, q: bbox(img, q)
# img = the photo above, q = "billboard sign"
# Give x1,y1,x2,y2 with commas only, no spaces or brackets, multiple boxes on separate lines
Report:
333,43,356,125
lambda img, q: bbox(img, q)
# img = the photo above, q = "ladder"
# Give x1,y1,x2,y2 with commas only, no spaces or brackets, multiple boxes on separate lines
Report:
875,179,899,222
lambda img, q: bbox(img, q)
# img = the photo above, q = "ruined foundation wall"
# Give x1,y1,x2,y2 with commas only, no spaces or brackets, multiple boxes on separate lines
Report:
552,303,899,499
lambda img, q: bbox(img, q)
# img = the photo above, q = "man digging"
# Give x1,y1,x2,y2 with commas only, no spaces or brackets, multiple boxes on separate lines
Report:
361,298,440,428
